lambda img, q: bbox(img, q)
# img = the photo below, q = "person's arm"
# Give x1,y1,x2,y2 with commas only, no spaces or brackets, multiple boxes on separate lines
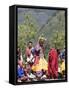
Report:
20,53,23,61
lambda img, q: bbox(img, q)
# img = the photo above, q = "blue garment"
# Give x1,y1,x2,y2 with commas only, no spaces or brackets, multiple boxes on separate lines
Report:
17,67,24,78
60,51,65,60
31,47,35,55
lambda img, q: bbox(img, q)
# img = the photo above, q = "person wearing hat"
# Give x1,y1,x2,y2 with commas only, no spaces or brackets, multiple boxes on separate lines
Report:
32,36,48,78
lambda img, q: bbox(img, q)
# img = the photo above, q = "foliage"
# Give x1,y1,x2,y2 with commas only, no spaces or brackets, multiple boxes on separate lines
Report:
18,13,39,57
18,11,65,61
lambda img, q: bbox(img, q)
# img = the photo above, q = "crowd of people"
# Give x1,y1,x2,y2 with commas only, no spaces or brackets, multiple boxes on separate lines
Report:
17,37,65,82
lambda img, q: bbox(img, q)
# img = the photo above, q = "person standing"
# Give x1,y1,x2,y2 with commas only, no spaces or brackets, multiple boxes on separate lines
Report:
25,41,35,66
48,48,58,79
32,37,48,78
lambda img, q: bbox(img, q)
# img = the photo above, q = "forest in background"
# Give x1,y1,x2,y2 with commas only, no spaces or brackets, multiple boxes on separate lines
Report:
18,10,65,61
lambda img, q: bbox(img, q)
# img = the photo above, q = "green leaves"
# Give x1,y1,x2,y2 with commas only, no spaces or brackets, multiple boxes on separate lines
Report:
50,31,65,49
18,13,38,56
18,11,65,61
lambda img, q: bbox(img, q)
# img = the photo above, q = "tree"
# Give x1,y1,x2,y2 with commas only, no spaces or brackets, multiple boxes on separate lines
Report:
50,31,65,49
18,13,39,59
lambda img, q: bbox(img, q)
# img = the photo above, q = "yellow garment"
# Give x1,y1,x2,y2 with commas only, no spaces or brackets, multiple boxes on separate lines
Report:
60,61,65,73
32,57,48,72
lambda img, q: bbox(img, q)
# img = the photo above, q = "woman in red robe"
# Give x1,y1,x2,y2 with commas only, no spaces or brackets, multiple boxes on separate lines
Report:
48,48,58,79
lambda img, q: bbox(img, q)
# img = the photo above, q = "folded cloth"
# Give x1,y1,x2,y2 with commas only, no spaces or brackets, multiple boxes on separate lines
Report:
27,73,36,79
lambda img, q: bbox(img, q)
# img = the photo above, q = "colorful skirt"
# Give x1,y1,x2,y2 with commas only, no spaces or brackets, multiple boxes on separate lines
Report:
32,57,48,72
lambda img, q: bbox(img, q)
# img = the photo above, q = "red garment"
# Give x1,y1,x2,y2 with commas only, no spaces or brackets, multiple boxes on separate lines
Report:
34,55,40,65
48,48,58,79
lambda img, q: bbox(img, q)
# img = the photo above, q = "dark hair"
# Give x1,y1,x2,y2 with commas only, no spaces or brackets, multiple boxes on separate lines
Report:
28,41,32,44
57,49,60,55
27,41,33,46
17,48,21,54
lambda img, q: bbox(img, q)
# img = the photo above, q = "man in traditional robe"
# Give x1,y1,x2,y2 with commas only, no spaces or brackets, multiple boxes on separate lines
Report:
48,48,58,79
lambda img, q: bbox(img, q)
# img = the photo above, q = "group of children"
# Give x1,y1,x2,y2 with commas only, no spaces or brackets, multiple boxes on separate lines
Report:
17,37,65,82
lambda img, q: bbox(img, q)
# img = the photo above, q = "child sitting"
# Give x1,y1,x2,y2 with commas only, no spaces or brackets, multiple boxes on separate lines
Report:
17,58,28,82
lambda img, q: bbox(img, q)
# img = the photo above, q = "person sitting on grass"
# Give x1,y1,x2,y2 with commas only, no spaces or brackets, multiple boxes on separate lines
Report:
23,63,36,81
17,58,28,82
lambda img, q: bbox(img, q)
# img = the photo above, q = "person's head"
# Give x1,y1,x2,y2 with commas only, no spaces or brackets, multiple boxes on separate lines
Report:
17,47,21,55
57,48,61,55
17,47,20,52
38,37,46,46
28,41,33,49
